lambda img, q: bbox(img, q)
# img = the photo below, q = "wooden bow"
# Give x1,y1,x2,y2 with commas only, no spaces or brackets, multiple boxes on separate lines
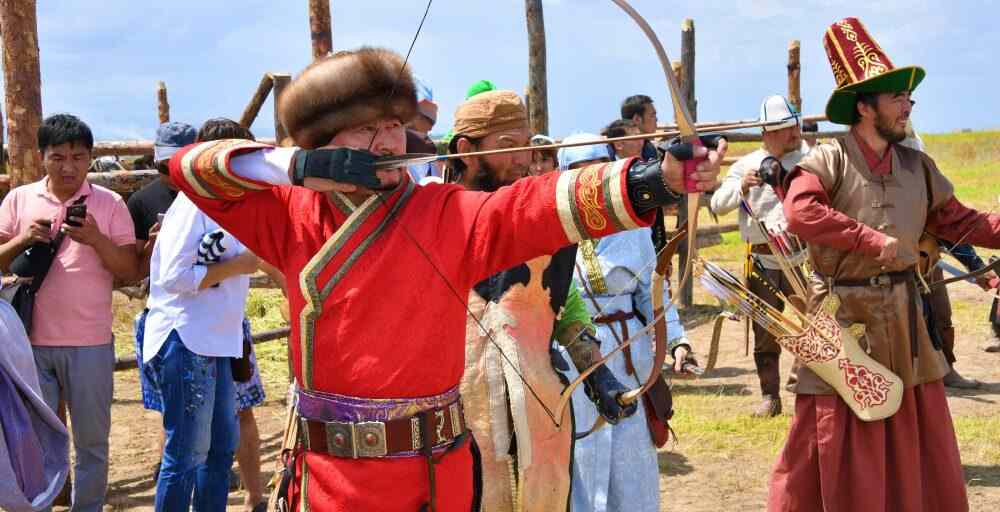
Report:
571,224,686,438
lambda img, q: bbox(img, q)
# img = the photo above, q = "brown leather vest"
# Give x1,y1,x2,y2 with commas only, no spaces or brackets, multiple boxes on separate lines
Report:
799,136,952,281
788,136,954,394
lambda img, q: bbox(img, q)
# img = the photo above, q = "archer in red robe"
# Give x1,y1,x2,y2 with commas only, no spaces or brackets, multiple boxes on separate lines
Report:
167,47,724,512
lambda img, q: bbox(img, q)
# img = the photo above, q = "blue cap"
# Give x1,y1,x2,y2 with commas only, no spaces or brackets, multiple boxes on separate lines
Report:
154,122,197,163
557,133,611,170
414,75,433,103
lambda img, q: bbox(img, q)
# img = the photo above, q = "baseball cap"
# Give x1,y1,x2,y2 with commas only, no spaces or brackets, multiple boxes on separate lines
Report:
153,122,197,163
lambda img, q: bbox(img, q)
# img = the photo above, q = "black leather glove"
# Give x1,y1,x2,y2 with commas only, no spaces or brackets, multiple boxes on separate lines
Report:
657,134,727,160
291,147,382,189
626,134,727,215
583,365,638,424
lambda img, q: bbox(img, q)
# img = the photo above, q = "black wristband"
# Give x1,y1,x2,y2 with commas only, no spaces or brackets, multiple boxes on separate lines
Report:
626,159,682,215
291,148,380,189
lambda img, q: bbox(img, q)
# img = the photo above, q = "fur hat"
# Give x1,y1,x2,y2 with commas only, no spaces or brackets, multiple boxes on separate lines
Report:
278,47,418,149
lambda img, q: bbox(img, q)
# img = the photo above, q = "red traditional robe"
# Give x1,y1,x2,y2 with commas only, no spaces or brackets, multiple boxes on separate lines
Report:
169,140,651,511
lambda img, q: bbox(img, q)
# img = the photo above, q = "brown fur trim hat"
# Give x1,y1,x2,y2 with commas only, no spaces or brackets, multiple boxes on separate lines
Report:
278,47,418,149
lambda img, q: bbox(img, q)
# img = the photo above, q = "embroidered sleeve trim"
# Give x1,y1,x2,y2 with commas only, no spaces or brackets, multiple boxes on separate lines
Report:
179,140,272,200
556,159,647,243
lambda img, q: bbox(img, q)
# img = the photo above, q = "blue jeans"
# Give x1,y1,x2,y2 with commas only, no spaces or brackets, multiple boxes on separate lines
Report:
149,331,238,511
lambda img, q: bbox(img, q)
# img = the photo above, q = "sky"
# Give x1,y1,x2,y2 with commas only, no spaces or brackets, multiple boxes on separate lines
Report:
3,0,997,142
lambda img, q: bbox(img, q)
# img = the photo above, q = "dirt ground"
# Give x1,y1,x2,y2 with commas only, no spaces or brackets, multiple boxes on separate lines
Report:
75,285,1000,511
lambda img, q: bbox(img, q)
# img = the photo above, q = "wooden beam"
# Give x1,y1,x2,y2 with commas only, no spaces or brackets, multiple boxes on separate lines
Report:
787,40,802,113
86,170,159,201
91,140,154,157
308,0,333,60
0,0,43,187
525,0,549,135
157,81,170,124
657,113,827,132
239,73,275,129
724,130,847,143
115,326,291,371
272,73,292,145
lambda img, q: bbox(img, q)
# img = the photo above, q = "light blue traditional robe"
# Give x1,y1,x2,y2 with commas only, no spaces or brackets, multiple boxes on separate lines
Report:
557,227,687,512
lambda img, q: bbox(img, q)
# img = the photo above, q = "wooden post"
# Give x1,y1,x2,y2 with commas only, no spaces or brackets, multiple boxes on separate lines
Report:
0,0,43,187
524,87,531,124
157,81,170,124
239,73,275,129
0,101,5,168
676,19,697,308
525,0,549,135
271,74,292,144
308,0,333,60
788,40,802,113
680,19,697,120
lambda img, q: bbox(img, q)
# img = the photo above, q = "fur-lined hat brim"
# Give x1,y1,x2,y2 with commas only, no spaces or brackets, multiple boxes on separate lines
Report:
279,47,418,149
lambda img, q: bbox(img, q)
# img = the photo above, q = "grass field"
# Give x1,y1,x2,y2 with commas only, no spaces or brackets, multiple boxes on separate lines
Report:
100,130,1000,511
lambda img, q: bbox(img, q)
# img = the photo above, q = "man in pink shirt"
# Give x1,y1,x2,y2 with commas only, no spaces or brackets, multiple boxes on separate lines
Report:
0,114,138,512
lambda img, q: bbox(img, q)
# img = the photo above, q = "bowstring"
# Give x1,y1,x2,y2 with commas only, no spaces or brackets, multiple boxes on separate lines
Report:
365,0,435,152
368,0,565,426
374,190,560,425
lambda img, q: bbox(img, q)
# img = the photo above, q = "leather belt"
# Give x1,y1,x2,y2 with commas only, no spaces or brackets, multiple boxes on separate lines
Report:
750,243,772,255
300,400,466,458
593,311,636,324
594,311,638,375
830,269,915,288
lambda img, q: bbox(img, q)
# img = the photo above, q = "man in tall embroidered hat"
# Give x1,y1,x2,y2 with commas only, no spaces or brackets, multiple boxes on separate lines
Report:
768,18,1000,512
710,94,810,418
449,105,638,512
166,47,726,511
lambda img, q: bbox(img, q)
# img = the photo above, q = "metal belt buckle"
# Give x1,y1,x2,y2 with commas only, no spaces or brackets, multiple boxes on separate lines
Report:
324,420,387,458
324,421,355,457
354,421,388,457
869,274,891,287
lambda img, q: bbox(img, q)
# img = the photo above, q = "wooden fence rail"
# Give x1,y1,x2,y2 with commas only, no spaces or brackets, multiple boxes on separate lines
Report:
113,326,291,371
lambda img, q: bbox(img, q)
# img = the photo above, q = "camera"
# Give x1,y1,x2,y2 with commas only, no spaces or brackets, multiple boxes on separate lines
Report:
758,156,787,189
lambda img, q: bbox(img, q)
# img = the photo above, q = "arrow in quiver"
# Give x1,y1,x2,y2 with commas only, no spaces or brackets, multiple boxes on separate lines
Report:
696,258,903,421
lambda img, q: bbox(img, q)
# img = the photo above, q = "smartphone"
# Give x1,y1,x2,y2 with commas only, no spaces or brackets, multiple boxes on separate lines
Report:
65,204,87,227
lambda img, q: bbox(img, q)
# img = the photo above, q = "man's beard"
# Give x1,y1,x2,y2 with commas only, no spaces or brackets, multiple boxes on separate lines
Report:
782,136,802,154
470,158,525,192
875,111,907,144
